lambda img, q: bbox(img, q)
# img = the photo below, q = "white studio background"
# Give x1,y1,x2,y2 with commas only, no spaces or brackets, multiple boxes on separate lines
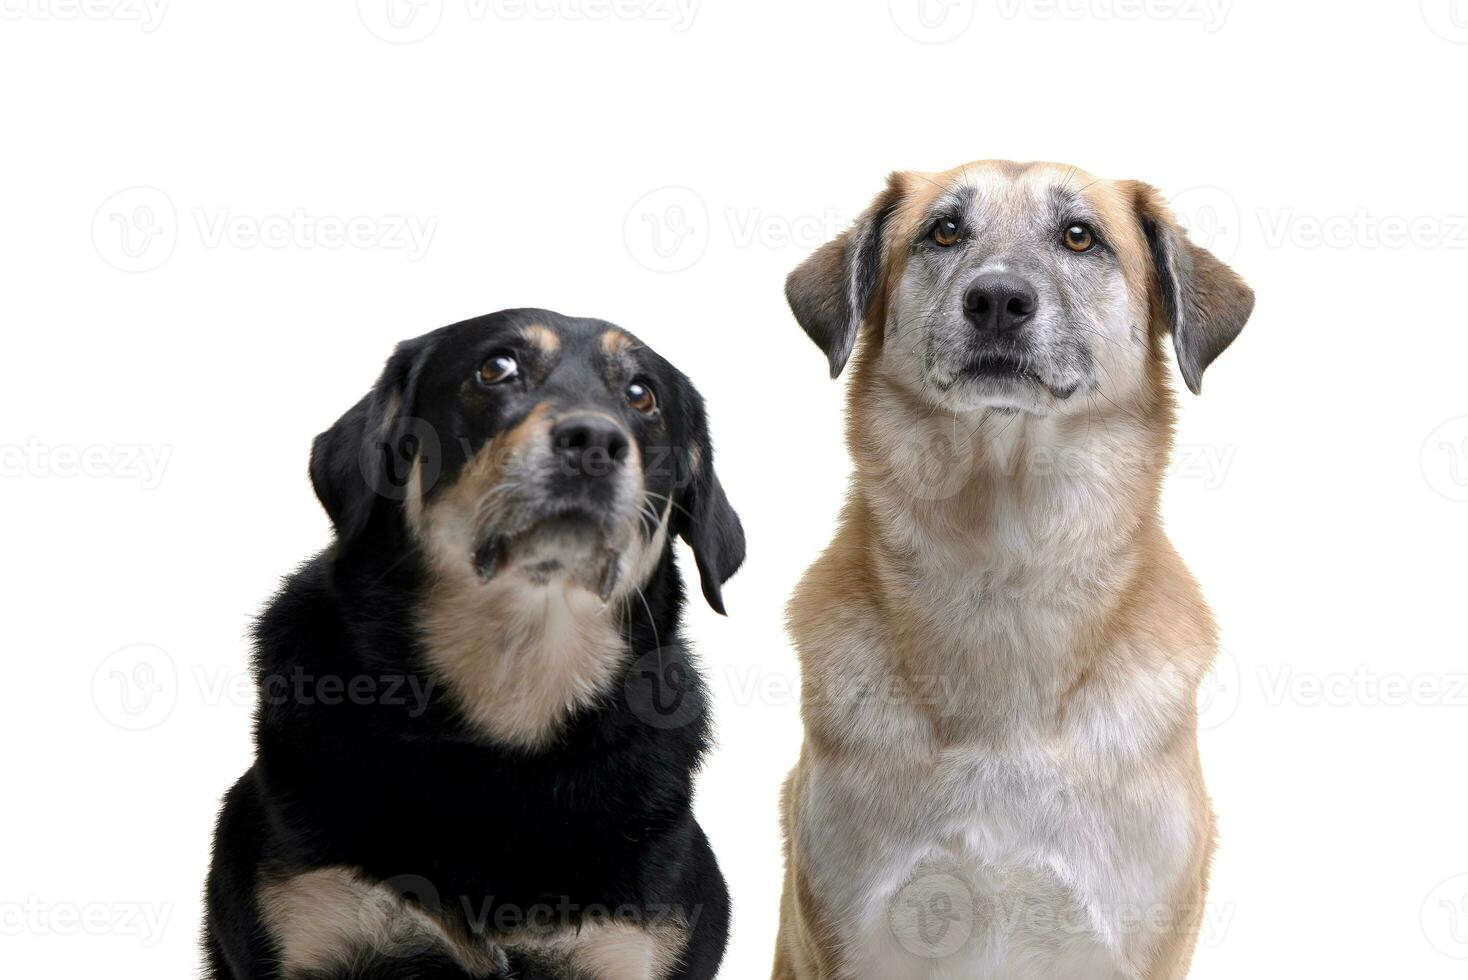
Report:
2,1,1466,977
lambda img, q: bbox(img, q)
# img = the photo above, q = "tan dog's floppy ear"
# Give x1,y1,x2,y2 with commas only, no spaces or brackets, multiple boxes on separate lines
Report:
1127,181,1255,394
786,174,904,378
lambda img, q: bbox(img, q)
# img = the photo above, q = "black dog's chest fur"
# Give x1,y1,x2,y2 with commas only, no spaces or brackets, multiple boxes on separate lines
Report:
205,546,728,979
268,552,701,877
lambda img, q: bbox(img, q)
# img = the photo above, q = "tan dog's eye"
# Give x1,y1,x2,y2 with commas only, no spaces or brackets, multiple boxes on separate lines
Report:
932,219,961,247
1063,223,1096,252
478,352,519,386
625,380,658,416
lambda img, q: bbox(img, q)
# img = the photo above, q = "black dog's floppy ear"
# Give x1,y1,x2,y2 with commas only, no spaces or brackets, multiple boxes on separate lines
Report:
786,174,905,379
672,385,745,615
310,336,436,545
1128,181,1255,395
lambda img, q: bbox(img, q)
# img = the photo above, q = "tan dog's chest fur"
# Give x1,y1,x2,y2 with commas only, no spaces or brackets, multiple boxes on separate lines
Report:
776,162,1253,979
779,402,1214,980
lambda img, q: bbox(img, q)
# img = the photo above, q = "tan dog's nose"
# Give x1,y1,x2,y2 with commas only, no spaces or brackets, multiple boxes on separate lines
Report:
964,273,1037,334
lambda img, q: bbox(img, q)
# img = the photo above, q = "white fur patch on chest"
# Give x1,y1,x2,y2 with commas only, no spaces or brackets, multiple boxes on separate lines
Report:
796,539,1198,979
804,720,1194,980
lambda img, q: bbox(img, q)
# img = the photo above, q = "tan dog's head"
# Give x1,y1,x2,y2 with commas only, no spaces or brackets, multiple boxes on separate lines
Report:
787,161,1254,413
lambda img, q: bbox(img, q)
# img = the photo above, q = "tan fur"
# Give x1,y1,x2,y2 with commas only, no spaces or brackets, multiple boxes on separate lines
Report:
260,866,685,979
418,564,626,750
524,322,561,355
259,867,507,978
410,404,638,751
601,328,634,355
515,917,689,979
776,162,1226,979
601,329,644,390
773,758,846,980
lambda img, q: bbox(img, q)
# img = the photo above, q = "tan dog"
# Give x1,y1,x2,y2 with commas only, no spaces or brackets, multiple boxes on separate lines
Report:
772,162,1254,979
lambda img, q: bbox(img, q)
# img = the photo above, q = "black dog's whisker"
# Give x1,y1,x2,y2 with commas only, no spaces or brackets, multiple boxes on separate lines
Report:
643,490,693,524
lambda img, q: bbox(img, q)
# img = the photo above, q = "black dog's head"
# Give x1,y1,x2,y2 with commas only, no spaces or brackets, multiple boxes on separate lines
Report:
309,309,744,613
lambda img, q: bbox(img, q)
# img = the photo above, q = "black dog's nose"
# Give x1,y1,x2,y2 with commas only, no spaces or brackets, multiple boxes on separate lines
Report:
964,273,1038,333
552,414,630,477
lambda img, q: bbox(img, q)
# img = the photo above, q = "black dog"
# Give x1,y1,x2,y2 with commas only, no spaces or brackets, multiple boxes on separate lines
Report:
204,309,744,979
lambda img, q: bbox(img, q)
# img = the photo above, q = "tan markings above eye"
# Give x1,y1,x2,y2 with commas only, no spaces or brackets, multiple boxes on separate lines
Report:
1063,223,1096,252
524,324,560,355
932,219,961,247
625,380,657,415
478,352,519,386
601,330,633,356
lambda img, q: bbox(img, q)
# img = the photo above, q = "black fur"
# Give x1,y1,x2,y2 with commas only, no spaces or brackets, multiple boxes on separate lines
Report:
204,310,742,979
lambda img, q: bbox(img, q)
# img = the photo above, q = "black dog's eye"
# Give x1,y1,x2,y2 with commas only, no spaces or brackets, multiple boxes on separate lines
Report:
478,352,520,386
625,380,658,416
932,219,961,247
1063,223,1096,253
